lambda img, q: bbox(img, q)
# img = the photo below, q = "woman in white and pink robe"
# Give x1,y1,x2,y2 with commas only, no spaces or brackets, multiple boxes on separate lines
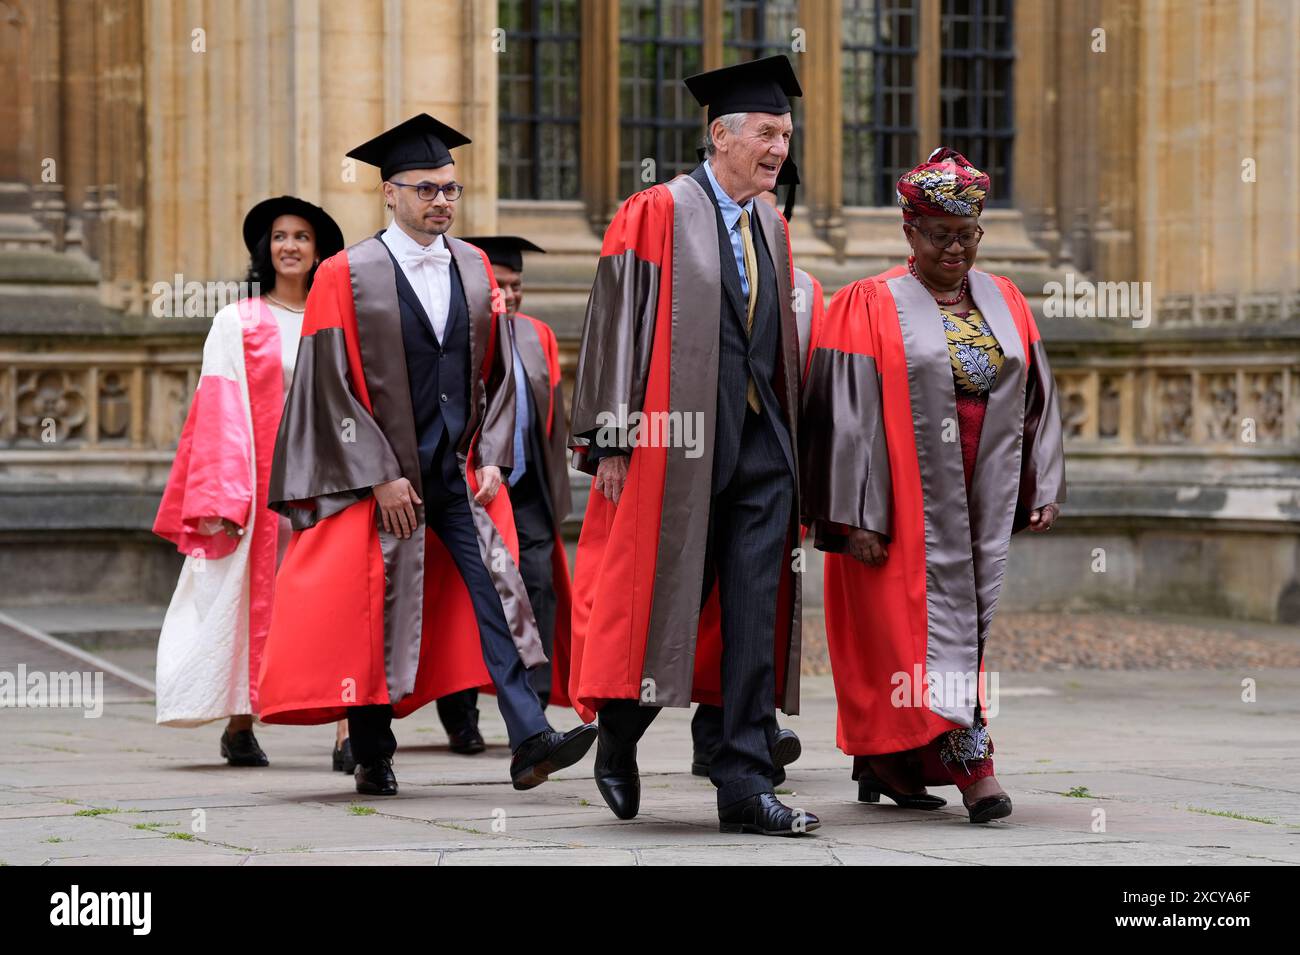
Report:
153,196,345,767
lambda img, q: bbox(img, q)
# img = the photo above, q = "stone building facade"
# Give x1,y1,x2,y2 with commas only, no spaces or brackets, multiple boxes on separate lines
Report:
1,0,1297,623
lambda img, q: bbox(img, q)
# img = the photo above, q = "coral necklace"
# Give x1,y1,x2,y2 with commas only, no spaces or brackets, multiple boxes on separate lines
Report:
908,256,968,307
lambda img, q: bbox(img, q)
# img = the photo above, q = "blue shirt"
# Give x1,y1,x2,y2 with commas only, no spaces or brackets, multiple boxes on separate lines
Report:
702,159,755,299
508,327,532,487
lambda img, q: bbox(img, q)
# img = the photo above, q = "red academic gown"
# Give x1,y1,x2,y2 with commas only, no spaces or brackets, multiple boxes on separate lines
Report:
801,265,1067,756
566,176,806,723
508,313,575,708
256,237,545,725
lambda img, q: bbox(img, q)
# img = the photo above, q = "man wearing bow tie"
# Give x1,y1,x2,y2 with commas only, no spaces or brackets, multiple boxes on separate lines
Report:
260,115,595,797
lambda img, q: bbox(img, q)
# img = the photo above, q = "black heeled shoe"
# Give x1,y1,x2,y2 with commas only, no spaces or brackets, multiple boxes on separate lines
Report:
332,737,356,773
965,792,1012,824
220,727,269,767
857,774,947,809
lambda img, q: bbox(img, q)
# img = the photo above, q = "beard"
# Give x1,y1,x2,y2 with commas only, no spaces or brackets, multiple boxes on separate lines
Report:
399,203,453,238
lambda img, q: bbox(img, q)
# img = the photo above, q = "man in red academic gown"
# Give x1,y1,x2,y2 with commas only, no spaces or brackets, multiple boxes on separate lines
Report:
434,235,575,753
688,157,821,781
568,57,818,835
257,114,594,796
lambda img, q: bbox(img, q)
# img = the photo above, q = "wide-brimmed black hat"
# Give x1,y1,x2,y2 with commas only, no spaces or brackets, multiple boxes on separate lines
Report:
242,195,345,259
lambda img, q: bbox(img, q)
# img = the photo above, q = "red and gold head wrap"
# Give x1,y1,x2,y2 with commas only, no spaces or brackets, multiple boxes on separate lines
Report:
896,146,990,222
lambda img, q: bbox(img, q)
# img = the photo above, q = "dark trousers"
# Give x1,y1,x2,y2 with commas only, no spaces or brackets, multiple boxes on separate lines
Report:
349,481,551,763
600,407,793,809
691,704,723,759
436,467,556,733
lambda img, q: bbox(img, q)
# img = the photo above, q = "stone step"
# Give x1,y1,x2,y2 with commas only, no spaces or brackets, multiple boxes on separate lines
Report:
0,604,165,651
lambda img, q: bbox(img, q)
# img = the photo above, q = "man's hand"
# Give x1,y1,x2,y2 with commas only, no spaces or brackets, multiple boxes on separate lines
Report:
374,477,422,539
474,466,503,505
594,455,629,505
847,528,888,566
1028,502,1060,532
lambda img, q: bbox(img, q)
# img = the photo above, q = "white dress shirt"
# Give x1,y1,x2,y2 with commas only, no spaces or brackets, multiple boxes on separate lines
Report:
381,220,453,342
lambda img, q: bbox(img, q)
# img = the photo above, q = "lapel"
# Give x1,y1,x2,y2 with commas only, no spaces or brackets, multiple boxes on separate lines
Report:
376,230,438,345
689,163,750,328
446,236,493,424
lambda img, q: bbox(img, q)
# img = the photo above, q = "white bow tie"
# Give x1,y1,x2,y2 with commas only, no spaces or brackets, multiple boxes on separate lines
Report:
404,243,451,269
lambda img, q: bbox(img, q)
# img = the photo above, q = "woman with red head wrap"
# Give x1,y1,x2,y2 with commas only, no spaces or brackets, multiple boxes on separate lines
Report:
799,147,1067,823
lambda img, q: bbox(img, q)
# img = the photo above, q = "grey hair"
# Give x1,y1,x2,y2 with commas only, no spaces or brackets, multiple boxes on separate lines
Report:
702,112,749,156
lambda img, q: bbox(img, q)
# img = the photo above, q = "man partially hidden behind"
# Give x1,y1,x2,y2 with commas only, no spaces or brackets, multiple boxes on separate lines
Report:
258,114,594,796
567,57,819,836
435,236,576,754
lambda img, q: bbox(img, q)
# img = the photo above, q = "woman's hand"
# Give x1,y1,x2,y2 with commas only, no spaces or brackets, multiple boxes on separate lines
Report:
374,477,422,538
199,517,243,539
847,528,888,566
595,455,629,505
1028,502,1060,532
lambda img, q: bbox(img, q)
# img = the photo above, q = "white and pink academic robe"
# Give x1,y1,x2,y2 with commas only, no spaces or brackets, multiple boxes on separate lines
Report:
152,298,302,726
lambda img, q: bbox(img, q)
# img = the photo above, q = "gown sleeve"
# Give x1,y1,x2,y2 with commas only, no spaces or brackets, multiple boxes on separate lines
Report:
799,277,894,553
153,305,252,561
996,276,1067,532
568,187,670,474
267,254,404,530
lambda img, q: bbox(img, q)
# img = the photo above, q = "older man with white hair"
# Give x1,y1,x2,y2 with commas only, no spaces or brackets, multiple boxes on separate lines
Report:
566,55,817,836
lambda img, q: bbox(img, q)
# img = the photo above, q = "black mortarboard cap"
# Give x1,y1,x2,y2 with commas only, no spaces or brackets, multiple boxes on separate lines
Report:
460,235,546,273
346,113,471,179
684,54,802,122
776,156,799,220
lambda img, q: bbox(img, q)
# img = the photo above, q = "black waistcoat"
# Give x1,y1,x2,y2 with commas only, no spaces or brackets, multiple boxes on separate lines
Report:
687,164,793,491
378,234,471,494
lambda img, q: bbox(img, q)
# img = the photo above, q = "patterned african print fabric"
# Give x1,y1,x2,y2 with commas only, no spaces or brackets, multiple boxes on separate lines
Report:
942,307,1004,397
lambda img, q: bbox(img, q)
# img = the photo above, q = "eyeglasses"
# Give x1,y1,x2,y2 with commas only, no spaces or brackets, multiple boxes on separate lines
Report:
911,225,984,249
387,180,464,202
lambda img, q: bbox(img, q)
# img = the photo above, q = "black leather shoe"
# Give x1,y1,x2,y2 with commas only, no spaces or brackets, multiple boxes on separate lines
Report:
332,737,356,773
690,749,712,777
594,723,641,820
354,757,398,796
510,724,597,791
966,792,1012,824
692,728,802,778
719,792,819,836
772,728,801,768
220,728,269,767
447,709,486,755
857,775,948,809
